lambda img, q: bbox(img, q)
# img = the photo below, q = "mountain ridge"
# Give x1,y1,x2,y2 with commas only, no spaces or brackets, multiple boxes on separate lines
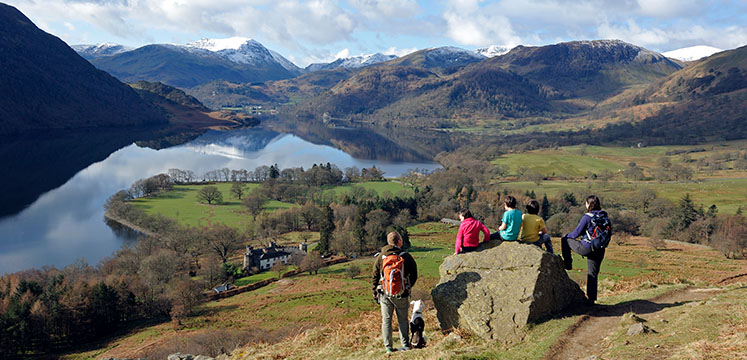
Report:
0,3,167,135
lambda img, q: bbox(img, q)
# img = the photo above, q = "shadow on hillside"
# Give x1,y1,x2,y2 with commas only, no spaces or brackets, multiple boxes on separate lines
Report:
546,297,697,322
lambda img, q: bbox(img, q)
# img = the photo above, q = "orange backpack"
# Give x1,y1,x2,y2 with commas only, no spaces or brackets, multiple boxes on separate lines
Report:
380,252,407,296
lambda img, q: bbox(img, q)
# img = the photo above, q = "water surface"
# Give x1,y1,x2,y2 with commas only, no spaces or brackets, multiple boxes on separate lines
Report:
0,127,439,274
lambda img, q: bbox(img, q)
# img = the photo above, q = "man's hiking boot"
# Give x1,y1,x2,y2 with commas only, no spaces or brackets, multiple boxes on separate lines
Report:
385,348,396,354
398,346,411,351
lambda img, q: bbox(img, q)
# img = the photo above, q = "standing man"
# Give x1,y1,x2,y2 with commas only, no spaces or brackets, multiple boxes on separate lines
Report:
372,231,418,353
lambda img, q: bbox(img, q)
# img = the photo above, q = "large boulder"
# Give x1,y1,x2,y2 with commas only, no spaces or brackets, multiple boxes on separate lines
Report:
431,241,585,344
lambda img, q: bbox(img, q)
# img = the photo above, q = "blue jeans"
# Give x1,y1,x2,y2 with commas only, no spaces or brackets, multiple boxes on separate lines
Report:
532,233,554,254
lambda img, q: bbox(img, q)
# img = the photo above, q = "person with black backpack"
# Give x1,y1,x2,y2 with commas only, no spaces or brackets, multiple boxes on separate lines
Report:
372,231,418,354
561,195,612,306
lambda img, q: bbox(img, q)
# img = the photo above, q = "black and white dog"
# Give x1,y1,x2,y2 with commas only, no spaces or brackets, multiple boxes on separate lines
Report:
410,299,426,348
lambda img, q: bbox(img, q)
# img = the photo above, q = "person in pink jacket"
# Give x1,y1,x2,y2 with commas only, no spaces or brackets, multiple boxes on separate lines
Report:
454,209,491,254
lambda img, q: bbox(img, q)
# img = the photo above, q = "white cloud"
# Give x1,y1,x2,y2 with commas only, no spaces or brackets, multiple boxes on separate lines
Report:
335,48,351,59
348,0,420,19
383,46,418,57
442,0,522,47
635,0,702,18
597,19,747,51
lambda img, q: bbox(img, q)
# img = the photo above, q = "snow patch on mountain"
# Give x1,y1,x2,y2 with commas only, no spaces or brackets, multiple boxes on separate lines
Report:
186,37,253,52
72,42,131,59
185,37,301,72
306,53,397,71
428,46,485,60
663,45,723,62
475,45,514,57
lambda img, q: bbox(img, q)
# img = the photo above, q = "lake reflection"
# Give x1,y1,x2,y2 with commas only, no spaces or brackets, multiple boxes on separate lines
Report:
0,127,439,274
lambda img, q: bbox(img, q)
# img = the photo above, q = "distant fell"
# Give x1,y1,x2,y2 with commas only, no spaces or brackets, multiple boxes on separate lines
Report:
384,46,486,73
488,39,682,100
0,3,166,135
72,42,131,60
305,53,397,72
91,44,298,89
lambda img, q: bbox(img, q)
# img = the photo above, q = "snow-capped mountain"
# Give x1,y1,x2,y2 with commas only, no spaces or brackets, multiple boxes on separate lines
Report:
186,37,301,73
306,53,397,71
424,46,485,65
663,45,723,62
72,42,131,60
475,45,514,58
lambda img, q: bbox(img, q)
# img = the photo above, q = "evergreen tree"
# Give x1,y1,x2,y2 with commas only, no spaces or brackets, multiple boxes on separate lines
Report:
353,206,368,253
318,205,335,256
541,194,550,220
706,204,718,218
269,164,280,179
667,193,699,233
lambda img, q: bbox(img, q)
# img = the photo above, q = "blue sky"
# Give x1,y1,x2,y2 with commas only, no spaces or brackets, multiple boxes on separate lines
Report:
6,0,747,67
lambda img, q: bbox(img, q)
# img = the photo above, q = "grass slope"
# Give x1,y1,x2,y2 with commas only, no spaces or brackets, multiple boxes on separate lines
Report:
65,223,747,359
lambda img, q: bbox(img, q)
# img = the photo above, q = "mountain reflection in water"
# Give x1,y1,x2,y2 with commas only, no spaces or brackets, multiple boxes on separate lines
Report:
0,126,440,274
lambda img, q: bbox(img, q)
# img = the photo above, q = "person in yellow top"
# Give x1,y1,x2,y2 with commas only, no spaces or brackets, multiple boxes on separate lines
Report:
518,199,554,253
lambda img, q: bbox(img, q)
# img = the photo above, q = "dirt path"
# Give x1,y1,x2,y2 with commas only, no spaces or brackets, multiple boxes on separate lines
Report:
544,287,724,360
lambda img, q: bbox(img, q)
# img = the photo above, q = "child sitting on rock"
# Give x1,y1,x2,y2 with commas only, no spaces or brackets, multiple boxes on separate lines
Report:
491,195,522,241
518,199,553,253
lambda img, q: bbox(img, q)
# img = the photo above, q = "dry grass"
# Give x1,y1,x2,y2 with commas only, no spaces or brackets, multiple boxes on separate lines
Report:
63,224,747,360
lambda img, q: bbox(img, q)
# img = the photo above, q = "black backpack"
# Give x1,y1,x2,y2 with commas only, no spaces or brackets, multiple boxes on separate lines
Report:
583,212,612,251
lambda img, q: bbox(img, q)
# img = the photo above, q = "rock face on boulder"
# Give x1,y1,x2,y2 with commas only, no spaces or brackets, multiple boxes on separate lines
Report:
431,241,586,343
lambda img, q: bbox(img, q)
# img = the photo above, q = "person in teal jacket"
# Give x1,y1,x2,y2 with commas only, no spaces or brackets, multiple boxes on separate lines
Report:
490,195,522,241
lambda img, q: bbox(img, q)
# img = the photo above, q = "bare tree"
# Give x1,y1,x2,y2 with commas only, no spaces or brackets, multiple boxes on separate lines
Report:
197,186,223,204
230,182,246,200
242,194,265,220
300,251,324,275
203,224,244,263
272,261,286,279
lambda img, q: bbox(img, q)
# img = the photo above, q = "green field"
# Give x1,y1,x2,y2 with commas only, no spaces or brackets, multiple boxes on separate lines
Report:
498,178,747,214
131,181,413,228
130,183,262,228
494,152,623,177
493,141,747,178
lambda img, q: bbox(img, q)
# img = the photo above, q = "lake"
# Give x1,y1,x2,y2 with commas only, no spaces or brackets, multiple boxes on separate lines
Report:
0,126,441,274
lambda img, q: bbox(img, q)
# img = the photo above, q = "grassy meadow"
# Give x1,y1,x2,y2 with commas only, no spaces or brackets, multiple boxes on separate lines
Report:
65,222,747,360
491,141,747,214
130,181,412,229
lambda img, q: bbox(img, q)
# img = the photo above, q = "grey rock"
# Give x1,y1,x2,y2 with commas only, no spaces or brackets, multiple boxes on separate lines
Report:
439,332,463,349
431,241,586,344
627,322,654,336
167,354,183,360
194,356,215,360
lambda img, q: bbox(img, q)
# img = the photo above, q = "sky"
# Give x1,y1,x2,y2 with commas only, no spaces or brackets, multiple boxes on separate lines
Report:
6,0,747,67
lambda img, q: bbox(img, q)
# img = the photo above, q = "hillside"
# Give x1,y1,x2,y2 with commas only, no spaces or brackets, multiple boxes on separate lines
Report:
91,44,298,89
488,40,681,100
290,40,683,129
66,223,747,359
596,45,747,145
0,3,166,135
